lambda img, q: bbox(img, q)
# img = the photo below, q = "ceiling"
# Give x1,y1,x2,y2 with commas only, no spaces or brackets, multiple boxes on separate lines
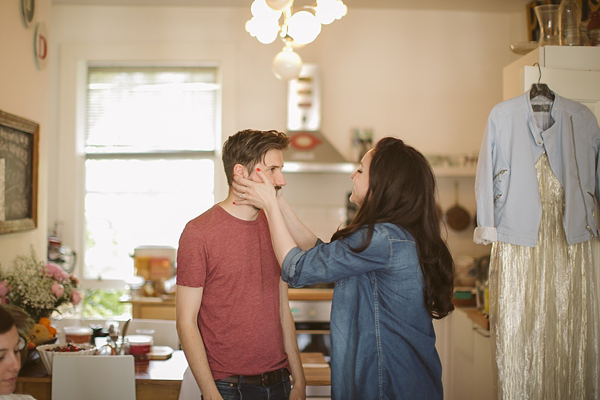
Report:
51,0,532,13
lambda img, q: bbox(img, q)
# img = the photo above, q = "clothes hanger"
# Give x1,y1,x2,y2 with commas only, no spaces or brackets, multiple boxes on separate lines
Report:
530,62,555,108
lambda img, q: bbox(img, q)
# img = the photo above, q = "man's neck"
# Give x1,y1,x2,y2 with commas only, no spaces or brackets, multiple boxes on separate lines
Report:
218,191,260,221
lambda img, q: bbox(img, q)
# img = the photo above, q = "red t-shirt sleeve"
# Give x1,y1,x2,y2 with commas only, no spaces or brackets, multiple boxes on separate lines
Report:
176,220,207,288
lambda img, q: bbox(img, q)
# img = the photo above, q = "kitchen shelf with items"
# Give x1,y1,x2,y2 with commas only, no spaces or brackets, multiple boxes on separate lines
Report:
118,246,178,320
426,153,478,178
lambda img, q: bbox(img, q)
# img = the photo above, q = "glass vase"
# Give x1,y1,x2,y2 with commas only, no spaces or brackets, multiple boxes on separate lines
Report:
535,4,560,46
559,0,581,45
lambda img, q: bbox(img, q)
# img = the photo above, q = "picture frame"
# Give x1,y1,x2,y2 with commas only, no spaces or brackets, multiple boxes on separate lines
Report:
0,110,39,235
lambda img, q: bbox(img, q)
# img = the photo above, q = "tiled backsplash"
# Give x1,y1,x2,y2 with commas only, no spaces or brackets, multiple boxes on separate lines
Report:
283,173,353,241
282,172,490,259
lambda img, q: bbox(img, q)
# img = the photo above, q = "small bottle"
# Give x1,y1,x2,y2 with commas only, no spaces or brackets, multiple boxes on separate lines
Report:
559,0,581,46
483,277,490,316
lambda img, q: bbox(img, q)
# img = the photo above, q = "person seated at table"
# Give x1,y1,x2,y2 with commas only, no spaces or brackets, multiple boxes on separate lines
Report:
0,304,36,399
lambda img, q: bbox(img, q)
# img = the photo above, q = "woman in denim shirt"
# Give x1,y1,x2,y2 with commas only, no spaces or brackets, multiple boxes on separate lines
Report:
233,137,455,400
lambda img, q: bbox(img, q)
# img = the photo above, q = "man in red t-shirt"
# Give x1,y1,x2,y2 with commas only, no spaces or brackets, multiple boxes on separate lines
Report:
176,129,306,400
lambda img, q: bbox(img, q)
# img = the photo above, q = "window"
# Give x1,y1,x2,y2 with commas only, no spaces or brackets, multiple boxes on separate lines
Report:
83,67,218,285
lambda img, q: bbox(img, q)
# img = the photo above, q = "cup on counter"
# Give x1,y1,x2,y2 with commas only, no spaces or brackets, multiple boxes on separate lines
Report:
135,328,155,337
124,334,154,365
63,326,93,344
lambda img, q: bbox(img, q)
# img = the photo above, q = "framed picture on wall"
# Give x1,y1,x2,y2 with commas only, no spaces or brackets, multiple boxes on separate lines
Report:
0,110,39,235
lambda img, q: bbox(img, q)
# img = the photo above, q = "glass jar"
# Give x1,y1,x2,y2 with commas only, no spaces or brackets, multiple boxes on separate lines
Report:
535,5,560,46
558,0,581,45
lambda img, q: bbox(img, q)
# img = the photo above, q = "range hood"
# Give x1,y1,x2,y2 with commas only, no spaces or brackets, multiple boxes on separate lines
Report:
282,64,355,174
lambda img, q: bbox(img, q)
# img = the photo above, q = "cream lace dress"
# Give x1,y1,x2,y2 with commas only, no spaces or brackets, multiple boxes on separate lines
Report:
489,152,599,400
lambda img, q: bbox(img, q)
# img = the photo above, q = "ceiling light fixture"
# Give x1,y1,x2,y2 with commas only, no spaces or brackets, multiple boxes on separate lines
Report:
246,0,347,80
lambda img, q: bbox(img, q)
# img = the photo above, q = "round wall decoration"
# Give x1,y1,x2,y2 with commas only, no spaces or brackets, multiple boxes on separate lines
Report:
21,0,35,28
34,22,48,69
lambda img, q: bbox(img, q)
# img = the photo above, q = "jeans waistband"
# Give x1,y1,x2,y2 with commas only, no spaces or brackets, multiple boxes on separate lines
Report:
218,368,289,386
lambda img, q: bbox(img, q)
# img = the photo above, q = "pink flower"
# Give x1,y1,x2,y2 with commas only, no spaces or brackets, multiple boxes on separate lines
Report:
51,283,65,298
71,290,82,306
1,297,8,305
0,281,9,297
45,262,69,281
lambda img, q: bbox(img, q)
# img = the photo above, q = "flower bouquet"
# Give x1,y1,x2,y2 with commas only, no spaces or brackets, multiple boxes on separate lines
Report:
0,247,82,347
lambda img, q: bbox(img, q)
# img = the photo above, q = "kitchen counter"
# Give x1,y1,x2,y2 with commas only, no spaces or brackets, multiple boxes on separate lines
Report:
287,288,333,301
123,289,334,320
462,307,490,331
123,295,176,320
16,351,330,399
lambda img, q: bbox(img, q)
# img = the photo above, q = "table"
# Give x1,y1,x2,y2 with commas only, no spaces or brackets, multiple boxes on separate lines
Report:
16,351,330,400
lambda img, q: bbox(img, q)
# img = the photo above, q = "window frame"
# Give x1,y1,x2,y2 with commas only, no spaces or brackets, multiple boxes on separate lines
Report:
56,44,235,290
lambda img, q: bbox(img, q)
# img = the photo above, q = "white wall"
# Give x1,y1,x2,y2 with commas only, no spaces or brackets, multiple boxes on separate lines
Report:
49,5,527,261
0,0,52,268
0,4,529,270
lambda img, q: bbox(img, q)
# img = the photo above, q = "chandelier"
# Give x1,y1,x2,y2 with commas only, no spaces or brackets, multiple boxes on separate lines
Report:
245,0,347,80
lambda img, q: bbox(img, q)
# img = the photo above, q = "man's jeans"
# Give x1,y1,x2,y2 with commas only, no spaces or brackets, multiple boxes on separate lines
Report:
205,371,291,400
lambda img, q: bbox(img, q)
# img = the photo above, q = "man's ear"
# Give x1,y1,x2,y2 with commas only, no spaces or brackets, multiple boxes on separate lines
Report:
233,164,249,179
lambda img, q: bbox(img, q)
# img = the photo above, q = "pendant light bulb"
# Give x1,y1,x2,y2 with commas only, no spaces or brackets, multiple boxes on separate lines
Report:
251,0,282,19
272,46,302,80
266,0,293,11
287,10,322,45
315,0,337,24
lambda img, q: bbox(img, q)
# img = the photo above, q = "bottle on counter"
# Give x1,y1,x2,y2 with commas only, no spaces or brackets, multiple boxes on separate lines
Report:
588,11,600,46
558,0,581,45
483,278,490,316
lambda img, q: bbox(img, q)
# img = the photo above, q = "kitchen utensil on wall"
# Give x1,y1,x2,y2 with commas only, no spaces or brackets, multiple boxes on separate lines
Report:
446,181,471,231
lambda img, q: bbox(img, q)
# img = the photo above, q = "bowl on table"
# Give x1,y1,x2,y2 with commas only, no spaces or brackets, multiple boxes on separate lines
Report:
36,343,97,375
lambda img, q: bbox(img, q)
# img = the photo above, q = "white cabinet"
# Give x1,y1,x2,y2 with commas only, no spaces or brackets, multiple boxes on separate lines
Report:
503,46,600,112
472,325,494,399
446,308,494,400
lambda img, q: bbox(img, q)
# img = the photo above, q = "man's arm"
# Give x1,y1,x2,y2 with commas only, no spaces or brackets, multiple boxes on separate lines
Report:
176,285,223,400
279,280,306,400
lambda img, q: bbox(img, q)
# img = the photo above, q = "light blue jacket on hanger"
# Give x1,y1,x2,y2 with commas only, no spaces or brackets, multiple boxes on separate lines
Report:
474,91,600,247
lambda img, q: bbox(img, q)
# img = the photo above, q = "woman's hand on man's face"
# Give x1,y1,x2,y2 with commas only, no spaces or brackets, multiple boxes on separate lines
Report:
232,168,279,210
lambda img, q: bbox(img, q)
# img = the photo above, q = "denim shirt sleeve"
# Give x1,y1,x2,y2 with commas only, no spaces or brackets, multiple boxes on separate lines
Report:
281,225,394,287
474,107,499,245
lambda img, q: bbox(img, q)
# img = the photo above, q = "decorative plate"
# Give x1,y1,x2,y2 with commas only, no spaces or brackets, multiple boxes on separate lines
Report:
21,0,35,28
509,41,539,55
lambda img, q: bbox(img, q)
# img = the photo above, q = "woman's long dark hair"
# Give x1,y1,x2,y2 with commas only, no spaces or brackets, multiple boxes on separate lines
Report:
331,137,454,319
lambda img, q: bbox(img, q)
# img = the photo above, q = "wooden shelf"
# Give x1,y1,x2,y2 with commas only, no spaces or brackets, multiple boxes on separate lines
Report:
466,308,490,331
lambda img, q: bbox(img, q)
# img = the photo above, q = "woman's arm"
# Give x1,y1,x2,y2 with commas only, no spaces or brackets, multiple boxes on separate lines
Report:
232,170,298,265
277,195,318,251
